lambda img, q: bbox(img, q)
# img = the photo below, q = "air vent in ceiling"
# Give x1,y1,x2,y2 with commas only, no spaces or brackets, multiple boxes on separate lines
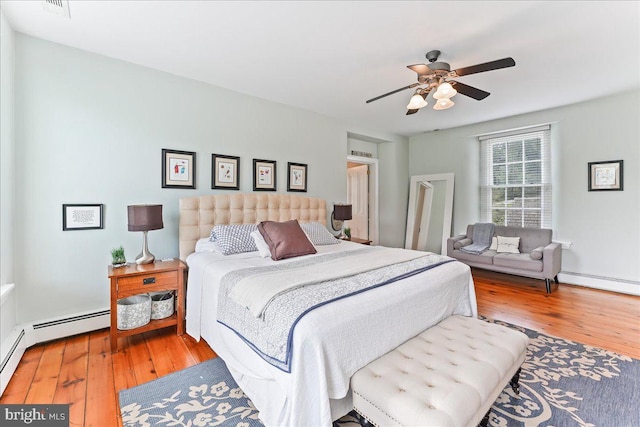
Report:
41,0,70,18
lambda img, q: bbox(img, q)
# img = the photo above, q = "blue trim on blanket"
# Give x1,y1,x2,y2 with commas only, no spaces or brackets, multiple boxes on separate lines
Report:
217,258,456,373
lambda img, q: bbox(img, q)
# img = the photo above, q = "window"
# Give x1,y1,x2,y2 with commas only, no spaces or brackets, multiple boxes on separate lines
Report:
480,125,551,228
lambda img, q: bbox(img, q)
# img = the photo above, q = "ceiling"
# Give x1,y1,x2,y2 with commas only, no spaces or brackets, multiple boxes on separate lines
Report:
2,1,639,137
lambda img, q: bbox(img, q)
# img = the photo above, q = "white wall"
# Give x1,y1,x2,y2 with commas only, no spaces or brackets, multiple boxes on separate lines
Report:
13,34,377,324
409,91,640,286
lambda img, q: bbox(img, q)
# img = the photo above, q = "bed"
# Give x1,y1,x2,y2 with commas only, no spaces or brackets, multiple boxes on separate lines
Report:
179,193,477,426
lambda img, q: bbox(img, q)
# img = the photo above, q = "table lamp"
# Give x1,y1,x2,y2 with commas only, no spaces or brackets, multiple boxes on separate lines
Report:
331,204,352,239
127,204,163,264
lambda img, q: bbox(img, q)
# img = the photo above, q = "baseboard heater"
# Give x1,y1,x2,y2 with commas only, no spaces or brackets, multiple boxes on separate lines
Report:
32,309,110,330
0,328,25,375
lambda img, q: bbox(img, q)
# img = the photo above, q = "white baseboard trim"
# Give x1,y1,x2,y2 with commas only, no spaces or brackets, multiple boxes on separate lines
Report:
0,308,109,396
559,272,640,296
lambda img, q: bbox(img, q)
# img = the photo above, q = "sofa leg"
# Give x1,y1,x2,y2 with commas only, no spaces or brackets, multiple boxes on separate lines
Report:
554,275,559,285
545,279,551,294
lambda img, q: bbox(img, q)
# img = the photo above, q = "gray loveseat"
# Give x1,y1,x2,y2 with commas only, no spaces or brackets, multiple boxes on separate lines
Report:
447,224,562,293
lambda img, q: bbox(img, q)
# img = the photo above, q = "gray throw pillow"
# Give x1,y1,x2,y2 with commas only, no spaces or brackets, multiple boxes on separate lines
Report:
530,246,544,260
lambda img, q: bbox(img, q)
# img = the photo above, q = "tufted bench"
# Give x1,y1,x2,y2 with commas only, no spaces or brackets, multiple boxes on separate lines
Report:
350,315,529,427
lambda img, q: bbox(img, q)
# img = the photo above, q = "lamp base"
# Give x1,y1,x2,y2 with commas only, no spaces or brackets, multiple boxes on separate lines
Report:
135,231,156,264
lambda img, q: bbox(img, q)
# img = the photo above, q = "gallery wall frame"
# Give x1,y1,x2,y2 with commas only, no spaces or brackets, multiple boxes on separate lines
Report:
588,160,623,191
62,204,104,230
212,154,240,190
162,149,196,189
287,162,308,192
253,159,277,191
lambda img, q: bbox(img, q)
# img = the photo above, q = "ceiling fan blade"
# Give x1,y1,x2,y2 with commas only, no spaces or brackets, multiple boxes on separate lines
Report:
366,83,419,103
450,81,490,100
407,64,433,75
453,57,515,77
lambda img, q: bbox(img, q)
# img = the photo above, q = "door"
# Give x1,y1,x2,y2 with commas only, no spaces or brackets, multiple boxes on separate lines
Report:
347,164,369,239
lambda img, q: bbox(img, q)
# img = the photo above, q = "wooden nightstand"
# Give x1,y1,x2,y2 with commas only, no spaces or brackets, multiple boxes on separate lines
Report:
108,259,185,352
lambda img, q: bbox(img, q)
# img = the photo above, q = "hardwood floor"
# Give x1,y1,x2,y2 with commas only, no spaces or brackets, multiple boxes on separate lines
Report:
2,271,639,427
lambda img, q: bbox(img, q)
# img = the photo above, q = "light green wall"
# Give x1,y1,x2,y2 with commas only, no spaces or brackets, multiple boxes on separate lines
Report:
409,91,640,283
378,139,410,247
13,34,374,323
0,9,14,287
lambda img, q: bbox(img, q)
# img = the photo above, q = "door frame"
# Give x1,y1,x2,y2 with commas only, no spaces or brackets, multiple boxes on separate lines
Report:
346,155,379,245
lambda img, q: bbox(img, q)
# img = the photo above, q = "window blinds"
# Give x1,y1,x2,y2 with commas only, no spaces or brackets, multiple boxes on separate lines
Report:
479,125,551,228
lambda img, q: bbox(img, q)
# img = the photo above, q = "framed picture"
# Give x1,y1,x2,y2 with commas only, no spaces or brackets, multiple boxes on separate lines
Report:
212,154,240,190
287,162,307,192
588,160,623,191
253,159,277,191
162,149,196,189
62,204,103,230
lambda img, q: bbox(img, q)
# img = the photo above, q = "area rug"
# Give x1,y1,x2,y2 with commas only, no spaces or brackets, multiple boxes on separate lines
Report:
119,319,639,427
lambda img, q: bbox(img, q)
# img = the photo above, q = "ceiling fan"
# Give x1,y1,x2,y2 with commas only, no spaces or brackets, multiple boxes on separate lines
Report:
366,50,515,115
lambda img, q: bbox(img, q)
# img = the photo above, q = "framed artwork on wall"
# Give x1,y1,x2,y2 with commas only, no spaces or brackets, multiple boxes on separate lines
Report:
287,162,307,192
588,160,623,191
253,159,277,191
162,149,196,189
62,204,104,230
212,154,240,190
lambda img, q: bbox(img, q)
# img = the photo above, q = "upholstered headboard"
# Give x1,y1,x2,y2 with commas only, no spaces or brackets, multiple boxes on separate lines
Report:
179,193,327,261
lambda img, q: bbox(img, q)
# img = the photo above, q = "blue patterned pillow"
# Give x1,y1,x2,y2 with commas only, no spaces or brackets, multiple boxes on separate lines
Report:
212,224,258,255
300,222,339,245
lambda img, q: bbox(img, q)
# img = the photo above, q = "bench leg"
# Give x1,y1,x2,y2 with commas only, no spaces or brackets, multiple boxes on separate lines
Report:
509,367,522,395
478,409,490,427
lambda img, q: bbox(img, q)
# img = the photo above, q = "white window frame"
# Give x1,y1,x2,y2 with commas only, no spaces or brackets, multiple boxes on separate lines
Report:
480,125,552,228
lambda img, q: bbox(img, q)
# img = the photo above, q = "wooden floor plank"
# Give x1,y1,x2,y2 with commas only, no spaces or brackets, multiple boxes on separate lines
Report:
52,334,89,427
24,339,66,404
144,329,196,377
84,330,118,427
0,344,44,404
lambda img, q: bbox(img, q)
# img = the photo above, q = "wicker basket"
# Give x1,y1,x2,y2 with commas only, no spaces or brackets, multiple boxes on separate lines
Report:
149,291,174,320
117,294,151,330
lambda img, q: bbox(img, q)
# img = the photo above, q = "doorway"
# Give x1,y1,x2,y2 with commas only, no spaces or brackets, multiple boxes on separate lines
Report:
346,155,379,245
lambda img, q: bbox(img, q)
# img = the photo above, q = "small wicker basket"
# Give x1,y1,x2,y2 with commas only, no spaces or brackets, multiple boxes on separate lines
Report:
117,294,151,330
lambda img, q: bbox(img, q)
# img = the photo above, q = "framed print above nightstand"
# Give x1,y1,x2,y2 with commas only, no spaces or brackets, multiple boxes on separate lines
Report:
162,149,196,189
287,162,307,192
212,154,240,190
588,160,623,191
253,159,277,191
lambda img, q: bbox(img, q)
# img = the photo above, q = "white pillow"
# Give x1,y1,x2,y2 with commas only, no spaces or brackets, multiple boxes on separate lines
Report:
497,236,520,254
195,238,222,253
251,230,271,258
300,222,339,245
488,236,498,251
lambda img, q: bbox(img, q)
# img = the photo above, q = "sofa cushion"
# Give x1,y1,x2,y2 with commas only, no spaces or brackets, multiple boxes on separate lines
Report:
454,238,472,249
497,236,520,254
494,253,543,272
452,249,496,265
530,246,544,260
489,236,498,251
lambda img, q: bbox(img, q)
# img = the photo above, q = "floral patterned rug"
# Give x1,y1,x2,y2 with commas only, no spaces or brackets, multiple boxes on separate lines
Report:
119,318,639,427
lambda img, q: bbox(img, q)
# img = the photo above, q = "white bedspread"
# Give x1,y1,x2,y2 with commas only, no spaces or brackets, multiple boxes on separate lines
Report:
186,241,477,427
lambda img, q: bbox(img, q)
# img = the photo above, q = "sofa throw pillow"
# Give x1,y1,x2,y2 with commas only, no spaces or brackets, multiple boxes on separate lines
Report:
258,220,317,260
489,236,498,251
496,236,520,254
454,238,472,250
530,246,544,260
250,230,272,258
212,224,258,255
300,222,339,245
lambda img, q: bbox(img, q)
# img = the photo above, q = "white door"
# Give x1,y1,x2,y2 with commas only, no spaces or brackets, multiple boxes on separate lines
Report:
347,165,369,239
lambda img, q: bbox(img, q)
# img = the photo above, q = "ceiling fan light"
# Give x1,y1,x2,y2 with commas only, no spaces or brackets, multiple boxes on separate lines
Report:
433,82,457,99
406,92,428,109
433,98,455,110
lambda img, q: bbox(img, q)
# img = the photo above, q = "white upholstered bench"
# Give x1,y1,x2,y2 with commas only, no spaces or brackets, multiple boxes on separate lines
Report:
351,315,529,427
